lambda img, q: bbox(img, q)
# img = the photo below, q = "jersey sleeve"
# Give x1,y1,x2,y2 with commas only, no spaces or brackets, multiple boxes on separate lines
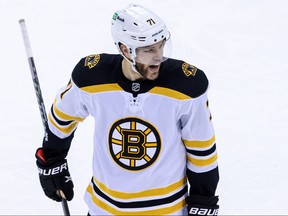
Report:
180,91,219,197
43,78,89,159
48,79,89,137
42,54,107,159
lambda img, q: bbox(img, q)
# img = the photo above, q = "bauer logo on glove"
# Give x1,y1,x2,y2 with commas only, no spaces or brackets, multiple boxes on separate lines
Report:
189,207,219,215
38,162,68,176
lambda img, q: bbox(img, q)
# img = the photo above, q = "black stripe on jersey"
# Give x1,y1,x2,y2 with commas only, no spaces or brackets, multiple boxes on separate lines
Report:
60,87,70,99
50,106,73,126
60,80,72,99
186,144,217,157
91,179,187,209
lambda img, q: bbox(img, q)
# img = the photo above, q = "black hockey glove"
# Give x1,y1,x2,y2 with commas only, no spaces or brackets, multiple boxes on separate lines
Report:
35,148,74,202
186,195,219,216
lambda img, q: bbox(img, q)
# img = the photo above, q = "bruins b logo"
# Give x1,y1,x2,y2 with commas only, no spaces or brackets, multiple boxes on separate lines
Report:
84,54,100,69
109,117,161,171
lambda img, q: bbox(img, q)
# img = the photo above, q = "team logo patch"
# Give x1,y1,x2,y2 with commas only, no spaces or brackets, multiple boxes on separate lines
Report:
85,54,100,69
182,63,197,77
109,117,161,171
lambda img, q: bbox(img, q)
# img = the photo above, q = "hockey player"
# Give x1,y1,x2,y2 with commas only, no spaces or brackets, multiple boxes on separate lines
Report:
35,4,219,215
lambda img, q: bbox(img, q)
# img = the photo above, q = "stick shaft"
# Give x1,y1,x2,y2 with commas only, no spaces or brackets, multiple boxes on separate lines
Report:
19,19,48,133
19,19,70,216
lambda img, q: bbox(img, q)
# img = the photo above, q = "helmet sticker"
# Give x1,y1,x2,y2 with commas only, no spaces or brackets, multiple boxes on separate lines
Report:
112,13,118,20
112,12,124,22
147,18,156,25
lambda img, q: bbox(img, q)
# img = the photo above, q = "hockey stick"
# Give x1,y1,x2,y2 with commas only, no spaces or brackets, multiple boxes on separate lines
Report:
19,19,70,216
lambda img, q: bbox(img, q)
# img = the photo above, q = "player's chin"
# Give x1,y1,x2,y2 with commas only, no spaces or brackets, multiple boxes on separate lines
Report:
146,71,160,80
146,65,160,80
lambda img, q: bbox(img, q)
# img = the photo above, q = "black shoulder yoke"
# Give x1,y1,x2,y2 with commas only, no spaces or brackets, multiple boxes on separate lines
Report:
72,54,123,88
157,58,209,98
71,54,208,98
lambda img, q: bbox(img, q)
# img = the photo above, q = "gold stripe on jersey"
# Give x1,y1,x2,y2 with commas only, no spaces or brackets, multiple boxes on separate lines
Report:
48,113,78,134
187,153,218,167
86,185,186,215
53,100,85,122
148,87,191,100
183,135,216,149
93,177,186,199
80,83,122,93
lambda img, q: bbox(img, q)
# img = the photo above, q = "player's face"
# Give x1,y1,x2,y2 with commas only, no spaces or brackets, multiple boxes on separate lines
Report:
135,40,166,80
135,40,165,65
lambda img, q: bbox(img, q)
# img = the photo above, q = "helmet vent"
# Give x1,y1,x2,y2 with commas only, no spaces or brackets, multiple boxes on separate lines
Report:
130,36,146,42
139,36,146,42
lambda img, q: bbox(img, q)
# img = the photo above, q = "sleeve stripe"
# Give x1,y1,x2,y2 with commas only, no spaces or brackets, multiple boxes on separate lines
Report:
183,135,215,149
48,113,78,134
51,106,73,126
187,153,218,167
186,144,216,157
53,99,85,122
187,161,218,173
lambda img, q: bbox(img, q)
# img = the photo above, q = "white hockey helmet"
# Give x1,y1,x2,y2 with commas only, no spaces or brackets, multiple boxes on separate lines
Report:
111,4,171,65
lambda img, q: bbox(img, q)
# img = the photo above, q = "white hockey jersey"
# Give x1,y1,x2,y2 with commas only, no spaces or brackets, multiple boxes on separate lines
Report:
45,54,219,215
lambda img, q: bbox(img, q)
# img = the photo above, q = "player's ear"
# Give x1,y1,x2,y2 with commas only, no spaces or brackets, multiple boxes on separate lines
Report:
119,43,130,59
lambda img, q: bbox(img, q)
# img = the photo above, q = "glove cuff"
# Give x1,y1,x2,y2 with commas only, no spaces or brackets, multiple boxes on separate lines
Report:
186,195,219,206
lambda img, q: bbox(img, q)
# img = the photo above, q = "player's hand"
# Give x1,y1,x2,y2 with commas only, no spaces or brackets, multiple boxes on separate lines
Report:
186,195,219,215
35,148,74,201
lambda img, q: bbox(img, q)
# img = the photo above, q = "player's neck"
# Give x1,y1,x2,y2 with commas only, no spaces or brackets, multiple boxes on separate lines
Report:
122,59,143,81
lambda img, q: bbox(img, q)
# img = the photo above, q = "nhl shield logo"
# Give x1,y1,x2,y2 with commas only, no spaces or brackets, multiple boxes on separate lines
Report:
132,83,140,92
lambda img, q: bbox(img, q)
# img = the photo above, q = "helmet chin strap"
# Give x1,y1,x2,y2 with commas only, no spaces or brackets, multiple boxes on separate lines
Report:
121,53,144,78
